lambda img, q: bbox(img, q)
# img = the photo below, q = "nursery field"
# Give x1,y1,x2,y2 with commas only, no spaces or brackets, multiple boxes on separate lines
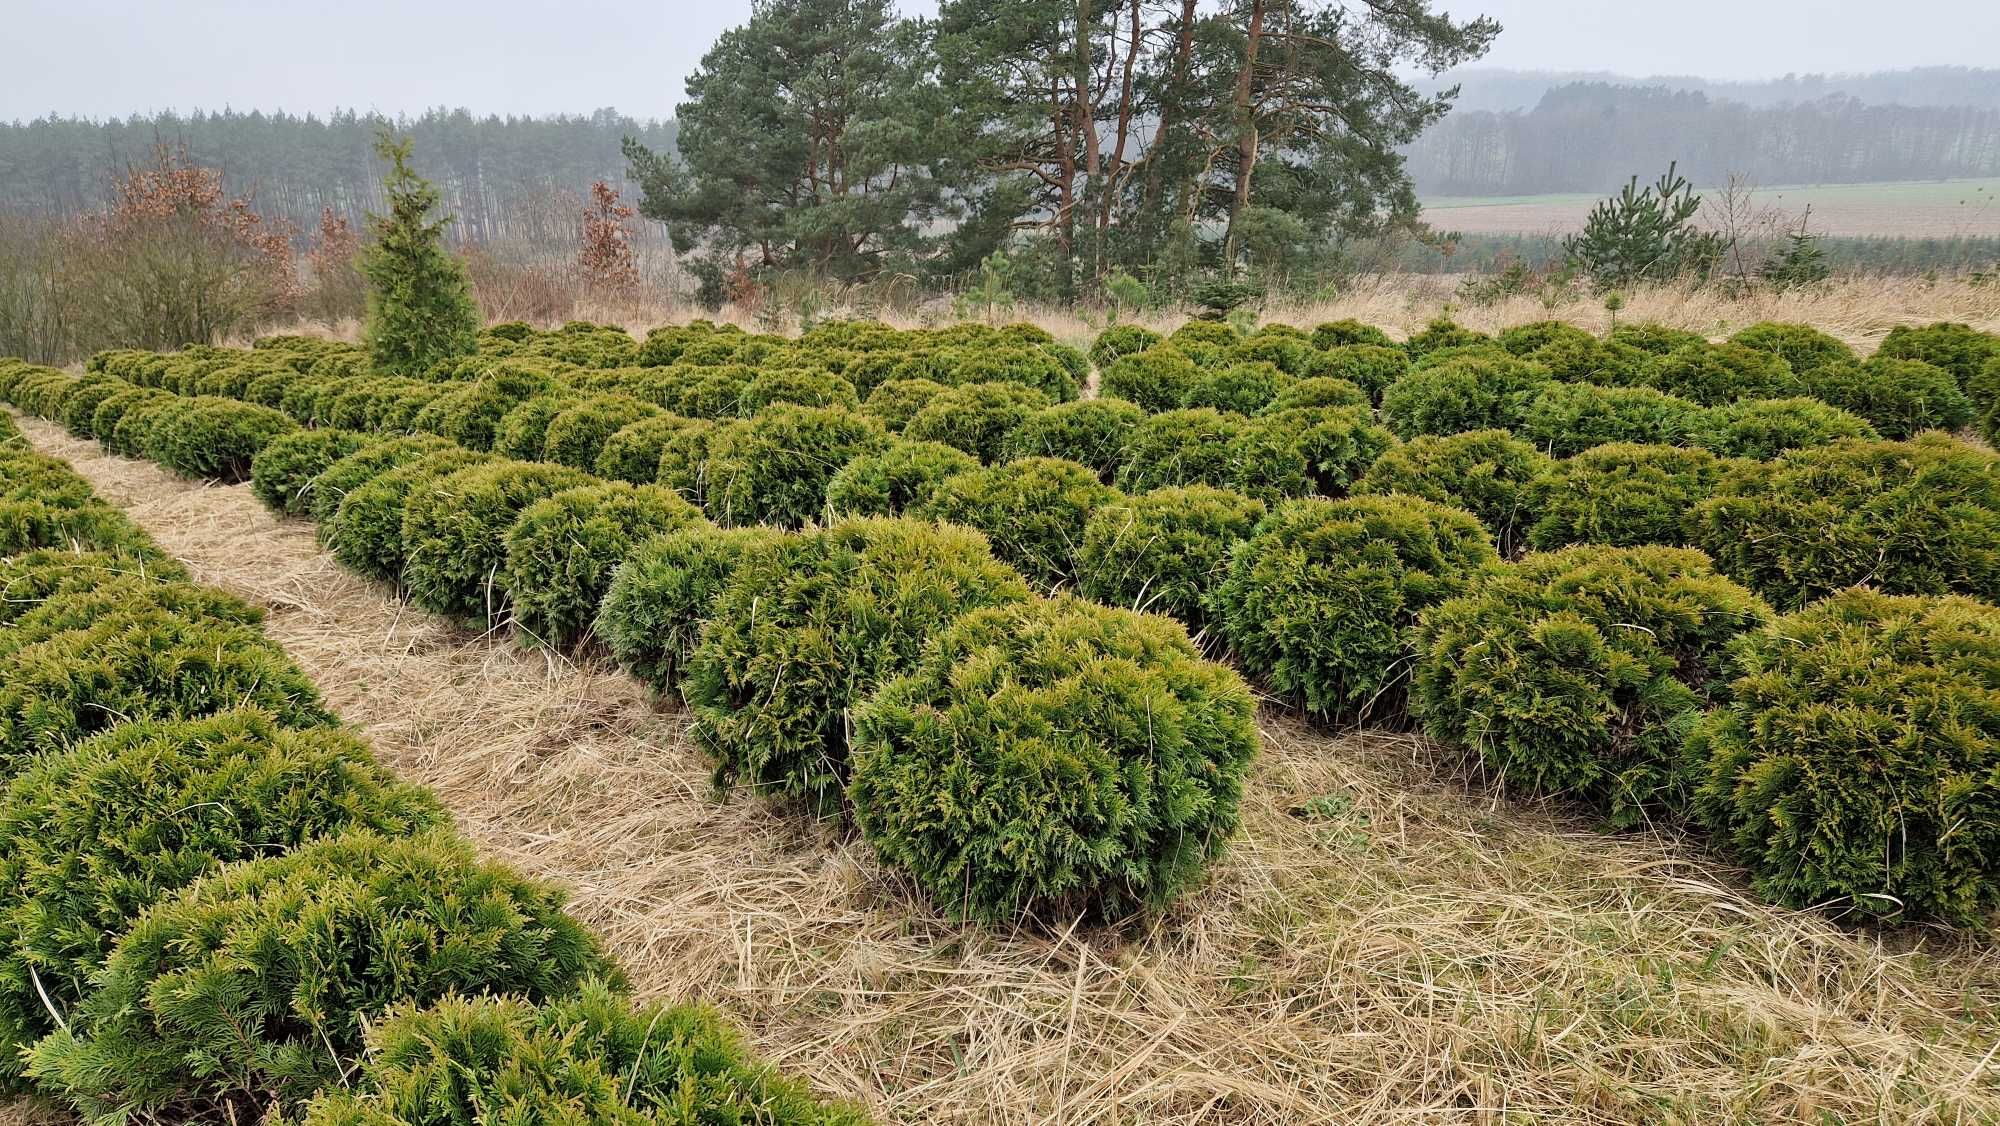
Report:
1423,177,2000,237
2,307,2000,1123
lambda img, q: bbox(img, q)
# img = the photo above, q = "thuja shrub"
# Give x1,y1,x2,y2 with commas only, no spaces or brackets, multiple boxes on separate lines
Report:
592,413,701,484
1265,375,1370,413
1524,336,1658,386
919,457,1119,590
1214,494,1497,720
296,982,863,1126
1875,321,1999,387
1688,396,1877,459
1113,408,1248,493
250,429,375,516
491,393,579,461
401,461,596,621
597,524,789,693
1183,361,1293,414
1514,382,1703,457
0,490,150,559
410,366,555,451
308,435,458,525
738,367,861,415
0,710,445,1082
1727,322,1856,374
824,438,979,517
684,518,1029,810
1609,323,1707,355
0,574,261,650
540,394,659,471
500,482,704,649
1304,344,1409,402
1090,323,1163,368
1644,342,1805,405
1101,347,1202,412
1690,590,2000,924
1410,546,1769,827
103,393,181,459
1801,356,1975,439
903,380,1050,463
1403,318,1493,360
0,550,189,627
1354,429,1553,555
1003,398,1146,481
701,405,888,528
1496,320,1596,357
1523,443,1730,551
653,417,724,505
55,375,128,439
25,830,616,1123
849,594,1256,921
87,387,172,446
1689,434,2000,609
1229,335,1311,378
1379,354,1554,439
860,377,952,432
0,607,334,768
1229,406,1399,503
1311,319,1393,349
1166,319,1241,365
1078,485,1265,632
323,448,494,582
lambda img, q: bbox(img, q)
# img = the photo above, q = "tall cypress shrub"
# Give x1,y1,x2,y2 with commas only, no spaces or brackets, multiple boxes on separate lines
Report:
359,133,480,376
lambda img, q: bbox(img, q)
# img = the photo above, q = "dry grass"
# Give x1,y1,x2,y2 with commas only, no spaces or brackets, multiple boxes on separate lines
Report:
12,414,2000,1124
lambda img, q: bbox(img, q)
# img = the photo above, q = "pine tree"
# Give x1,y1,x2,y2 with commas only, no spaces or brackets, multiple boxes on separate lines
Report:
360,132,479,376
1564,163,1725,289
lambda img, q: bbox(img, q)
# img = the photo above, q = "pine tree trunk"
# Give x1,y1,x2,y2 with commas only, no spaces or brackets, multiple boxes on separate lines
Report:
1221,0,1265,272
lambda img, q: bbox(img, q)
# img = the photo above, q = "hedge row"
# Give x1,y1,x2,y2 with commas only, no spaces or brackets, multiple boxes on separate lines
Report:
0,414,861,1122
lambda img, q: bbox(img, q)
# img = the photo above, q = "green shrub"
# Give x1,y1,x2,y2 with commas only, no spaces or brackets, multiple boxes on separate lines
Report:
1524,443,1729,551
1166,320,1240,365
296,982,863,1126
1496,320,1596,356
592,413,701,484
359,133,481,375
1514,382,1703,457
1801,357,1975,440
1875,322,1999,388
540,394,658,470
932,344,1080,401
1003,398,1146,480
1265,375,1370,413
919,457,1119,590
499,482,704,648
1644,342,1805,405
1113,408,1247,493
55,375,128,439
1524,336,1658,386
1690,590,2000,924
324,448,494,582
1354,429,1553,555
0,710,444,1083
0,607,334,768
701,406,888,528
1090,324,1163,368
0,492,151,559
1228,406,1399,503
1183,361,1293,414
409,366,555,451
849,594,1256,922
0,549,188,626
597,524,789,693
103,393,180,458
1379,354,1554,439
1101,347,1202,412
87,386,172,447
1688,396,1877,459
1078,485,1264,633
1310,319,1394,349
1229,336,1311,377
138,397,301,481
1303,344,1409,402
903,381,1050,463
1404,318,1492,359
401,461,596,620
738,367,861,415
1609,323,1706,355
684,518,1029,810
859,377,952,432
1727,322,1855,373
1214,494,1497,719
25,829,614,1122
824,438,979,517
1689,434,2000,609
653,418,724,506
491,393,578,461
308,435,458,525
0,574,261,647
251,429,375,516
1410,546,1769,827
663,363,759,418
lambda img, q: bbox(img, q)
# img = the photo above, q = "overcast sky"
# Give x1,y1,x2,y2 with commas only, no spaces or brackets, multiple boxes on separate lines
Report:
5,0,1996,123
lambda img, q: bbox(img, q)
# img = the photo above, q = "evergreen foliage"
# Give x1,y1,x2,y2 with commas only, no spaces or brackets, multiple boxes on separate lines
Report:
918,457,1119,590
1077,485,1265,633
358,133,479,376
597,524,789,694
400,461,596,620
1354,429,1553,555
1523,443,1729,551
500,482,704,648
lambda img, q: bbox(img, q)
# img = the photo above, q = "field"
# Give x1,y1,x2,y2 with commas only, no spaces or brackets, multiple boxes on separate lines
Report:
1423,177,2000,238
2,295,1999,1124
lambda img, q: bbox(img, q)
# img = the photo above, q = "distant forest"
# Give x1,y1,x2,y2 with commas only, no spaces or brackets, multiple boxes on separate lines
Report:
1414,65,2000,113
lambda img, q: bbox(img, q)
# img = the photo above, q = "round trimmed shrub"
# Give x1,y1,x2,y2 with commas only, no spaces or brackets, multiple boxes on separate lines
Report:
1689,434,2000,609
1410,546,1770,827
1090,323,1163,369
1078,485,1265,633
1644,342,1805,405
250,428,374,516
324,448,494,582
1214,494,1497,719
1183,361,1293,414
1113,408,1247,493
1688,396,1877,459
1228,405,1399,503
1728,322,1855,374
1801,356,1974,439
1265,375,1370,413
1101,347,1202,412
0,491,148,559
1690,590,2000,924
684,518,1030,810
849,594,1257,922
1229,336,1311,377
666,363,759,418
87,386,172,447
597,524,789,693
903,380,1050,463
308,435,458,525
1304,344,1408,402
1514,382,1703,456
139,397,300,481
919,457,1119,590
739,367,861,415
0,573,261,647
491,393,578,461
1379,354,1554,438
701,405,888,528
24,830,615,1123
1354,429,1553,555
56,375,128,439
1003,398,1145,480
401,461,596,620
1524,336,1658,386
1523,443,1728,551
296,982,862,1126
1497,320,1596,356
592,413,702,483
1166,320,1240,365
824,438,979,517
540,394,658,470
1309,319,1392,349
0,550,189,626
860,377,951,432
1875,321,1999,387
1609,323,1707,355
654,417,724,505
0,710,444,1082
500,482,704,648
410,367,558,451
1404,318,1493,359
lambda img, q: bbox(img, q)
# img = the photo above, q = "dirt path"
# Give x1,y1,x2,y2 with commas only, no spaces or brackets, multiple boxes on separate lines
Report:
14,415,2000,1125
